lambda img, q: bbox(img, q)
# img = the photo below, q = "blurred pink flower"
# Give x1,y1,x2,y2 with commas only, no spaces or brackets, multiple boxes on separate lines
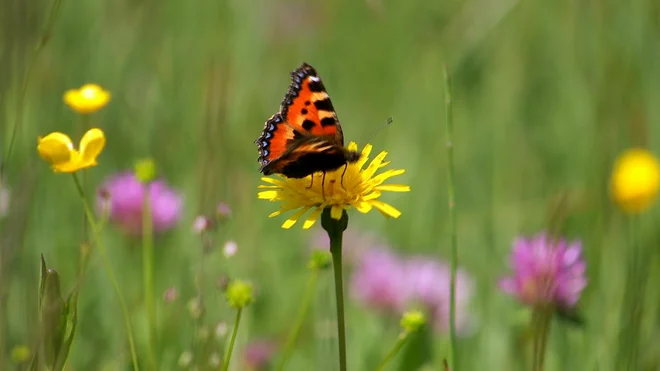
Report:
350,247,475,334
223,240,238,258
350,248,408,314
499,232,587,309
243,340,276,370
404,257,474,333
97,171,182,235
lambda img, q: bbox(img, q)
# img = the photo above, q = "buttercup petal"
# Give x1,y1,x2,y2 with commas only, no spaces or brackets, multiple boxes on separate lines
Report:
37,132,74,166
79,128,106,164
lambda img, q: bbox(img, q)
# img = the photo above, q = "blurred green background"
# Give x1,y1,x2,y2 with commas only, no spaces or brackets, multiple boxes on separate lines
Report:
2,0,660,370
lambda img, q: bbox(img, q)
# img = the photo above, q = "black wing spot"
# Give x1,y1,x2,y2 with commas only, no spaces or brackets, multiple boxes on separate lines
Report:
304,101,311,106
320,117,336,127
308,80,325,92
302,119,316,131
301,108,308,115
313,98,334,111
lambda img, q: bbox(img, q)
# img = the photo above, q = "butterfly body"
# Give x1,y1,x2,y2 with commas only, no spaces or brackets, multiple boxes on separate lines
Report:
256,63,360,179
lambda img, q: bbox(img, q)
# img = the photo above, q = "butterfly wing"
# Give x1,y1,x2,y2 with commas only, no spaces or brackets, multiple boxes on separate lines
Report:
280,63,344,144
256,63,356,178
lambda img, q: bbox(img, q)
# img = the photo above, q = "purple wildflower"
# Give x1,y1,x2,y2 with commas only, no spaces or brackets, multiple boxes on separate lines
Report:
97,171,182,235
243,340,276,370
404,257,474,334
499,232,587,309
350,248,408,314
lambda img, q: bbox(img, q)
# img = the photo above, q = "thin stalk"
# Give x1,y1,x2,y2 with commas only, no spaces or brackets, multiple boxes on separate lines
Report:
375,333,409,371
535,310,552,371
2,0,65,177
222,308,243,371
443,65,458,370
277,269,321,370
142,187,157,371
72,173,140,371
329,230,347,371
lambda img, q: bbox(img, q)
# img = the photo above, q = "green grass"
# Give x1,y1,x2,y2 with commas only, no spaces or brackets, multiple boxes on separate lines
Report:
2,0,660,369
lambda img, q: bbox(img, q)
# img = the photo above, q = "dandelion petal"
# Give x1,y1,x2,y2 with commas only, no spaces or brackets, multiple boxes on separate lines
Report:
302,207,323,229
371,200,402,218
375,184,411,192
330,205,344,220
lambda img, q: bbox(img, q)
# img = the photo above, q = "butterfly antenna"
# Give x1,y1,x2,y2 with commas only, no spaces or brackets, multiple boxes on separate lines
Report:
360,116,393,145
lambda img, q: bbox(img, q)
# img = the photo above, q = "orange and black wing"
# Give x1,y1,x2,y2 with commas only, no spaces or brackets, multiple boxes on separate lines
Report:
256,63,357,178
280,63,344,144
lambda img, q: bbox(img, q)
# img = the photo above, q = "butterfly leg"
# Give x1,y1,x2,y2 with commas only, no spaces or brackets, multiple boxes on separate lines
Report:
306,174,314,189
340,164,349,189
321,172,327,200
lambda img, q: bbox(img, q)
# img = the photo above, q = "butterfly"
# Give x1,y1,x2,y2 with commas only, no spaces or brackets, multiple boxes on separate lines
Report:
255,63,360,179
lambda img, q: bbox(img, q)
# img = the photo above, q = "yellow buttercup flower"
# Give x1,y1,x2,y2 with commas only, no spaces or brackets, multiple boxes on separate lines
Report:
37,128,106,173
258,142,410,229
64,84,111,114
611,148,660,214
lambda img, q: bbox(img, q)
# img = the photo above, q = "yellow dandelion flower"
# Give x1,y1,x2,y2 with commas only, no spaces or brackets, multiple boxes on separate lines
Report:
37,128,106,173
258,142,410,229
64,84,111,114
611,148,660,214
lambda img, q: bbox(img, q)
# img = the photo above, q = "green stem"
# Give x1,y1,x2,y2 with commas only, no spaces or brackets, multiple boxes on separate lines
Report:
443,65,458,370
277,269,321,371
1,0,64,178
72,173,140,371
531,307,552,371
376,332,409,371
222,308,243,371
142,187,157,370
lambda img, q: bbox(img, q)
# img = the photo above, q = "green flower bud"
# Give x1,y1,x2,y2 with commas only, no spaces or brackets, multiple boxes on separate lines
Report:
308,250,332,270
225,280,254,309
10,345,30,364
134,158,157,183
400,310,426,333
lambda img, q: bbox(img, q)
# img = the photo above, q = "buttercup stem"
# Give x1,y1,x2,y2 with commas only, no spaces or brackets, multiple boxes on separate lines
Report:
443,65,458,370
142,188,158,371
2,0,64,177
71,173,140,371
375,333,409,371
277,268,321,371
321,208,348,371
222,308,243,371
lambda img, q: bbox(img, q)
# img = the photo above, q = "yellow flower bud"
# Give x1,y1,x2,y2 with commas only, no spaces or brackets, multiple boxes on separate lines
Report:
134,158,157,183
611,148,660,214
63,84,111,114
400,310,425,333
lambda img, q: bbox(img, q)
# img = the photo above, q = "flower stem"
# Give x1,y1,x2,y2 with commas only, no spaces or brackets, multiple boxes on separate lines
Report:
443,65,458,370
1,0,64,178
277,268,320,371
222,308,243,371
531,307,552,371
616,216,645,369
375,332,409,371
321,208,349,371
142,188,158,371
72,173,140,371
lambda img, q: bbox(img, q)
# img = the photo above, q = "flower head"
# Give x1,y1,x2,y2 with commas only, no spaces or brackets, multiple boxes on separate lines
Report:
64,84,110,114
611,148,660,214
350,248,409,314
37,128,105,173
243,340,276,371
97,172,182,235
499,233,587,309
258,142,410,229
404,257,474,334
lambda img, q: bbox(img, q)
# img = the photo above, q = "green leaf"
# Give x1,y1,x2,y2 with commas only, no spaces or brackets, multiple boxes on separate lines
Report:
53,290,79,371
39,260,66,369
398,324,433,371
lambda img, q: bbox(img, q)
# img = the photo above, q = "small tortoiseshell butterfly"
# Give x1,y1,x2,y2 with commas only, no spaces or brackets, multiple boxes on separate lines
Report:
255,63,360,179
